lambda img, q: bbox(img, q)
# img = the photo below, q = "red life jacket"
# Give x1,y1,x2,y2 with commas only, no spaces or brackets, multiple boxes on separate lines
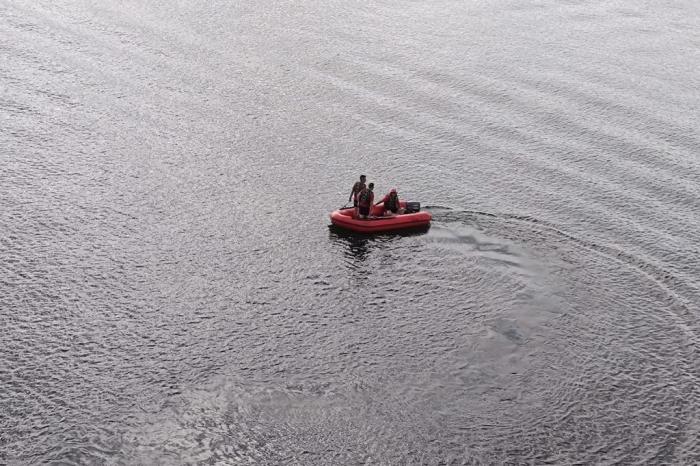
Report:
358,188,373,207
384,193,399,211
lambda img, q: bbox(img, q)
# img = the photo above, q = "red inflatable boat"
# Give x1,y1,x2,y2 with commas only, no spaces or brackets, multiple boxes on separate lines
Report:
329,201,432,233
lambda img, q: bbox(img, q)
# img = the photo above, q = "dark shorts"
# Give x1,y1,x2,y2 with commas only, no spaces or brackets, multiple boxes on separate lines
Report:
387,206,398,214
358,206,370,216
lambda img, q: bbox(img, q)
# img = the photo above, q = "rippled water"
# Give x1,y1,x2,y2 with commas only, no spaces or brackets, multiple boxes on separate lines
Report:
1,0,699,463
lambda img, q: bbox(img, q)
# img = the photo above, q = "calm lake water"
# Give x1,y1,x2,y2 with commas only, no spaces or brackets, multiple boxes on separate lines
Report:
1,0,699,463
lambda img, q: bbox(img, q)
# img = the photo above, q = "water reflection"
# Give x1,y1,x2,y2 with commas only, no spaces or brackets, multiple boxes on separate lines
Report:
328,226,372,262
328,225,431,262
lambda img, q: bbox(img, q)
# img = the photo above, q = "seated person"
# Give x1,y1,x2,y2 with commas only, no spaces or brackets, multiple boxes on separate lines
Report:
375,188,402,216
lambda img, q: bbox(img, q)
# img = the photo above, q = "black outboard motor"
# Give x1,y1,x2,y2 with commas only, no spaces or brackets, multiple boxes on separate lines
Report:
405,201,421,213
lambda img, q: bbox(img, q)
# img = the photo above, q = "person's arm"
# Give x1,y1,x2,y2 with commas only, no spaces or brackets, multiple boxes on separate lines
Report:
373,195,385,206
348,186,356,202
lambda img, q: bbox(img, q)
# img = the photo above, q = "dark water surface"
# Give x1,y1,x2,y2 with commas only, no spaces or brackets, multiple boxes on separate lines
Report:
2,0,699,463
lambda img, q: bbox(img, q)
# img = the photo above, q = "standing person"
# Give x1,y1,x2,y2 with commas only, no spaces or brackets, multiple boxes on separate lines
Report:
375,188,402,216
348,175,367,208
357,183,375,219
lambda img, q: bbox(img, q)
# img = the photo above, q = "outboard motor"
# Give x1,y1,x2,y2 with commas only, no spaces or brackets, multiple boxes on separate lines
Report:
405,201,421,213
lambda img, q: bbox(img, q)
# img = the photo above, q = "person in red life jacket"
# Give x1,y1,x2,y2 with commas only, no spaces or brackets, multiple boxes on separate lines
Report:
375,188,402,216
348,174,367,208
356,182,375,219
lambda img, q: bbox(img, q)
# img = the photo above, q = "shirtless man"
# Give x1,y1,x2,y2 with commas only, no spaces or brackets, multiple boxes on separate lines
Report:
348,174,367,208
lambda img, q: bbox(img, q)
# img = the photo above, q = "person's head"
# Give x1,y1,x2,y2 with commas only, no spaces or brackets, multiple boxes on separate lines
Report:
360,175,366,182
390,188,397,196
368,182,374,190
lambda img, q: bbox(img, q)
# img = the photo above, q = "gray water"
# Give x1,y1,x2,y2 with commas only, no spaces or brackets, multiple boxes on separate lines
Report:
1,0,699,463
